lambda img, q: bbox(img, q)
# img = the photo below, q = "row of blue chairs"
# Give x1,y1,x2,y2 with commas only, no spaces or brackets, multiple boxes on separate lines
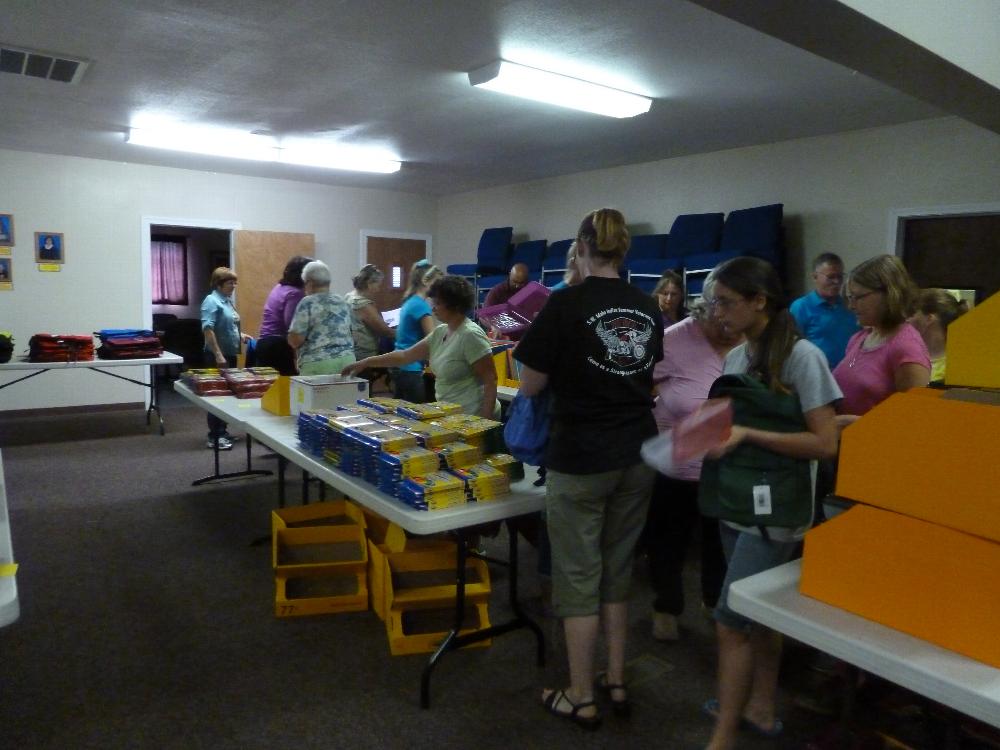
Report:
626,204,784,295
446,230,575,304
446,203,784,304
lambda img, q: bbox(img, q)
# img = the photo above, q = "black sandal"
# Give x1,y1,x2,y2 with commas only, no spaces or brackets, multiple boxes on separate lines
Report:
541,688,601,730
595,672,631,718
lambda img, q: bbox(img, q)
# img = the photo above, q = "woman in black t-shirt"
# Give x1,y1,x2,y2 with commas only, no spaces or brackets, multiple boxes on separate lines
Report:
515,208,663,728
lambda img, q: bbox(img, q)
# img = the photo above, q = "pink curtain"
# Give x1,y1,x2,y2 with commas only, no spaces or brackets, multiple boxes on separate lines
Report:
151,239,187,304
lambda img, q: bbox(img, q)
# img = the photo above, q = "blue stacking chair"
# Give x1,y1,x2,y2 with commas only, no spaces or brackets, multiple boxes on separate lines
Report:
625,234,675,293
446,226,513,299
654,212,723,296
719,202,784,267
541,238,573,287
478,238,547,305
682,204,783,294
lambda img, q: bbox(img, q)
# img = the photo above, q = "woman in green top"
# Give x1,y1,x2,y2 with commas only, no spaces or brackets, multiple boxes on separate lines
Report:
343,275,499,418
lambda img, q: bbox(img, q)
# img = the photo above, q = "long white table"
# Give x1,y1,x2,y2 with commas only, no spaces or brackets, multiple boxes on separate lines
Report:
172,381,278,486
728,559,1000,730
242,414,544,535
0,352,184,434
175,384,547,707
0,450,18,628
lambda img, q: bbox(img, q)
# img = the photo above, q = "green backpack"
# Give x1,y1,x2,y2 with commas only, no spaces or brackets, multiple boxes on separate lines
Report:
698,374,813,534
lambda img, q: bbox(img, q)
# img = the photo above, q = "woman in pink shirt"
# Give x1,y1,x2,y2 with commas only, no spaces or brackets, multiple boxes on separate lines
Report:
832,255,930,424
645,294,742,641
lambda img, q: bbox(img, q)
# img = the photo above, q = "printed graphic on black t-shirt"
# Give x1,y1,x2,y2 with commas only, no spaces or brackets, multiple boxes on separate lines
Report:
588,307,657,375
513,277,663,474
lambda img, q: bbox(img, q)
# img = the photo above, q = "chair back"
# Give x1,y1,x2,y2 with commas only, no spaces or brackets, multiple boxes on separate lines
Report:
510,239,547,272
719,204,783,262
477,227,514,274
627,234,669,261
668,213,724,256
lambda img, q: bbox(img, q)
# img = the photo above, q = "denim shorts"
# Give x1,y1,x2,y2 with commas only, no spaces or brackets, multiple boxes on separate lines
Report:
713,522,798,632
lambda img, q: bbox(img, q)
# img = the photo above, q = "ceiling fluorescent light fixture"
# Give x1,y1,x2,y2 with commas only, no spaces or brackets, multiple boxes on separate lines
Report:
468,60,651,118
278,140,401,174
126,125,401,173
126,125,275,161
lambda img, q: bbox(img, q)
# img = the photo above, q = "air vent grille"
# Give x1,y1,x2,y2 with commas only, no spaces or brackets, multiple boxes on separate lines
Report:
0,44,88,84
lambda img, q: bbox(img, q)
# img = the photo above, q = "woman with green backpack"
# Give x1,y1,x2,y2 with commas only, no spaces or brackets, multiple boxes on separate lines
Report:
699,256,841,750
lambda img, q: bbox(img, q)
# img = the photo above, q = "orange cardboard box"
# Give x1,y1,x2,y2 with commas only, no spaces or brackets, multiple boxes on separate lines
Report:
836,391,1000,544
946,291,1000,389
801,505,1000,669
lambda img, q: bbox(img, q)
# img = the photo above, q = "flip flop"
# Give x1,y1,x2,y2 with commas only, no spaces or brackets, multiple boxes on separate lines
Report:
702,697,784,738
542,688,602,730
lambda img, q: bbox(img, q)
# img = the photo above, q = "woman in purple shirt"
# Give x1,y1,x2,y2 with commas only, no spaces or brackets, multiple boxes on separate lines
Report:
257,256,313,374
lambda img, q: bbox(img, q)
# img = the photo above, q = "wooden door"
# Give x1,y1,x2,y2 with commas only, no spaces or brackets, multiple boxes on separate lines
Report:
365,236,428,313
902,214,1000,304
232,230,315,339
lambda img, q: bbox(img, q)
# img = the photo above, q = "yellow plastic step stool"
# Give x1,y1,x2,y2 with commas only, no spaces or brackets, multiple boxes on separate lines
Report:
382,547,492,656
271,503,369,617
271,498,363,533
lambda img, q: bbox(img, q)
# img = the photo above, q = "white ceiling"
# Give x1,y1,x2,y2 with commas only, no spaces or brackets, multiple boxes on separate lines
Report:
0,0,985,196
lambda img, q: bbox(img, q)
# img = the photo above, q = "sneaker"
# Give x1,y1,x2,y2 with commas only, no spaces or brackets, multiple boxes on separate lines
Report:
206,437,233,450
221,432,241,443
652,612,679,641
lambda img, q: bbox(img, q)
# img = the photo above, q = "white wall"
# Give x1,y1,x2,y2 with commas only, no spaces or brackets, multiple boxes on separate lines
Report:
839,0,1000,91
0,150,436,411
4,116,1000,412
435,116,1000,292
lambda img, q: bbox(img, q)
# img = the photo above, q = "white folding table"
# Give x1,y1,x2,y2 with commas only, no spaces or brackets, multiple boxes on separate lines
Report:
728,559,1000,730
0,352,184,434
172,381,278,486
0,450,18,628
238,411,548,708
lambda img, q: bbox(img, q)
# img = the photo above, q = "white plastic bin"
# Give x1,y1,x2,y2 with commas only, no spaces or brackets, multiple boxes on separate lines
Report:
289,375,370,415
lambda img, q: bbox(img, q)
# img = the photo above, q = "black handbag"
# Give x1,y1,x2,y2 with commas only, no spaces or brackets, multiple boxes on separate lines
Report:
0,333,14,364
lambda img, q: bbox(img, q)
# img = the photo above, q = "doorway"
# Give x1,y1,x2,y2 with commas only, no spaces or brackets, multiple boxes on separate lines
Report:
891,205,1000,304
361,230,432,314
141,218,239,376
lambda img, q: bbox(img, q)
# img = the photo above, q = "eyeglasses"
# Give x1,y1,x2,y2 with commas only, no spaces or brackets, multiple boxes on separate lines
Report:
846,290,879,303
706,296,740,309
817,272,844,282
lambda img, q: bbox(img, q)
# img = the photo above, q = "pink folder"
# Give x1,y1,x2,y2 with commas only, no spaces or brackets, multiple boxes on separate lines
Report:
671,398,733,465
476,281,551,340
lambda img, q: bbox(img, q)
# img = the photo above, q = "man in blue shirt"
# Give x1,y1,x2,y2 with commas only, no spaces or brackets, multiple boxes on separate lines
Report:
790,252,859,368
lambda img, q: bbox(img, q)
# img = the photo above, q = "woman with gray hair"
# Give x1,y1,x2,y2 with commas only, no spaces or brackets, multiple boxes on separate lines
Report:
345,264,395,362
644,288,742,642
287,260,355,375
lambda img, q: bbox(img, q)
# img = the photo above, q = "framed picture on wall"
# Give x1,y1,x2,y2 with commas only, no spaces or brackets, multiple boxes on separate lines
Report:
35,232,65,263
0,256,12,287
0,213,13,246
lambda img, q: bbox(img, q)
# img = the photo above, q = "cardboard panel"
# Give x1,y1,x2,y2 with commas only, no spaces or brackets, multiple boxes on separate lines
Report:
946,290,1000,388
801,505,1000,669
836,391,1000,543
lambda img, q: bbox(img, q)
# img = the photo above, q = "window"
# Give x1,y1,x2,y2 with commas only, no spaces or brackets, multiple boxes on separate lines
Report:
151,235,188,305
